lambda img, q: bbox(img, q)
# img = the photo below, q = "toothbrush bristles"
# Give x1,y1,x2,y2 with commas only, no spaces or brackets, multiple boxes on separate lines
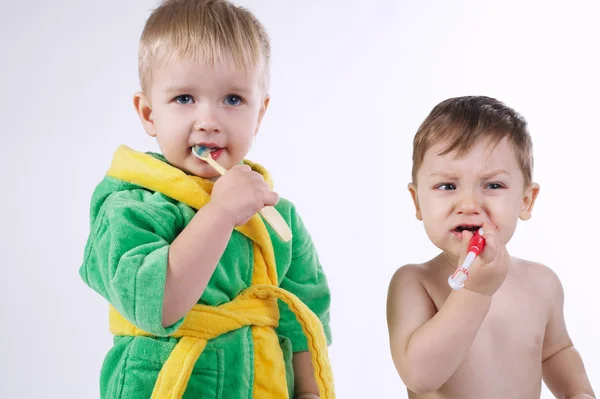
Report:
193,145,209,157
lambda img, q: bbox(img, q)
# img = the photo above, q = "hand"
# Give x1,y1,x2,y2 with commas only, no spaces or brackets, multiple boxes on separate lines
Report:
460,221,510,296
294,394,320,399
209,164,279,227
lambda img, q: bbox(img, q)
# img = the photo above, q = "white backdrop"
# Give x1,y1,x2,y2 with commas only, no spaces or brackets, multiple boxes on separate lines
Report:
1,0,598,398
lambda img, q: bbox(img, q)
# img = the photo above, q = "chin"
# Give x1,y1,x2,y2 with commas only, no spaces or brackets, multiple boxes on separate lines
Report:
432,236,461,257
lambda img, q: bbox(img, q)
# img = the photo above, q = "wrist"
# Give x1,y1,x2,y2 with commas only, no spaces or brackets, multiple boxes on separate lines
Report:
295,394,320,399
462,286,494,298
451,287,493,310
204,200,237,228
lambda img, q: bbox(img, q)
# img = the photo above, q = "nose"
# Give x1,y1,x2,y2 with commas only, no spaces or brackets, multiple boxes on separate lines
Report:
455,188,482,215
193,103,220,133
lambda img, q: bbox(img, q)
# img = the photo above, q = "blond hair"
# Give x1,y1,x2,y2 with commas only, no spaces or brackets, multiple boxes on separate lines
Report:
138,0,270,93
411,96,534,186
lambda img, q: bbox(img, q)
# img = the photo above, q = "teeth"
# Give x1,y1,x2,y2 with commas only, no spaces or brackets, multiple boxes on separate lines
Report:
456,225,481,232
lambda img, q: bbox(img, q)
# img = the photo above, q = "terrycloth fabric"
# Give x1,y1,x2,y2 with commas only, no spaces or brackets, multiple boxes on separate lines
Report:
80,145,333,399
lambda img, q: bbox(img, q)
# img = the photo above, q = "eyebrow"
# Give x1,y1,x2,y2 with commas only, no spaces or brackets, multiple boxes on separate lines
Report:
163,85,253,95
428,171,459,179
479,169,511,179
428,169,511,179
164,85,197,94
227,85,253,94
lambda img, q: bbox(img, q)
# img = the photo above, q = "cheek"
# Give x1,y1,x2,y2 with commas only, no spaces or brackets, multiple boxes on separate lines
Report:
488,195,522,240
420,194,448,217
231,107,260,125
154,109,182,130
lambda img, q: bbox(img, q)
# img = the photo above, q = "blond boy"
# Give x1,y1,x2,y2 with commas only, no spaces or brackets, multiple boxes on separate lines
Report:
80,1,333,398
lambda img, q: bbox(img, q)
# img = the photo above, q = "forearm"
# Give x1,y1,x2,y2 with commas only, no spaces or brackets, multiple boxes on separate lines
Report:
293,351,320,397
162,202,234,326
400,289,492,393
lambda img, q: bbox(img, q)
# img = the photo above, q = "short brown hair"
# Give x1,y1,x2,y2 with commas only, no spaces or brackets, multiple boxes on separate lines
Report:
411,96,534,186
138,0,270,93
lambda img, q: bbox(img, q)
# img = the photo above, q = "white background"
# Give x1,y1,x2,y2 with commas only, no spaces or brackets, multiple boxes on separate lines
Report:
1,0,598,397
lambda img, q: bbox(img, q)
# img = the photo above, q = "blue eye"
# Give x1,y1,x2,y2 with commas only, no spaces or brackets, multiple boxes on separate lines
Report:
175,95,194,104
224,95,242,106
436,183,456,191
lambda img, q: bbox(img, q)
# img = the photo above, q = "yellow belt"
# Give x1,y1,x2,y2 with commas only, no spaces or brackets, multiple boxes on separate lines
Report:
110,285,333,399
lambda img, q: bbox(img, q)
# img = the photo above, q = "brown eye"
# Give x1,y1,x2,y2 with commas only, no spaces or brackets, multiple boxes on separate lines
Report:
175,95,194,104
486,183,504,189
436,183,456,191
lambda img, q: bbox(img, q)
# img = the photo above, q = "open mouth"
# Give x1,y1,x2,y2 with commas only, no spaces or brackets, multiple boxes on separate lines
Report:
193,145,222,153
453,225,481,233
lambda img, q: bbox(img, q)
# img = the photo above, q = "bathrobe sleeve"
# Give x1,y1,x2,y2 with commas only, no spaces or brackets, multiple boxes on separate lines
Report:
275,205,332,352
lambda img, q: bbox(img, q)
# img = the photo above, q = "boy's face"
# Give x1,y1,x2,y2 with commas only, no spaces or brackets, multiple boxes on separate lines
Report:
408,136,539,260
134,58,269,179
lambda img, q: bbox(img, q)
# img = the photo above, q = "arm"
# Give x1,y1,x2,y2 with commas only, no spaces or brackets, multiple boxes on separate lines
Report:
293,351,320,397
275,205,332,397
80,189,191,336
81,165,278,333
386,265,492,394
541,270,595,399
164,164,279,326
83,189,235,330
162,201,233,326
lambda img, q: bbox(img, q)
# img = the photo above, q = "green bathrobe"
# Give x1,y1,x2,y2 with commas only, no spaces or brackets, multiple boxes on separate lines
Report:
79,152,332,399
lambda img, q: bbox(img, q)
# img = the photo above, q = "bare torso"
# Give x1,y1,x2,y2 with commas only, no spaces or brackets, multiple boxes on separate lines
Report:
409,257,550,399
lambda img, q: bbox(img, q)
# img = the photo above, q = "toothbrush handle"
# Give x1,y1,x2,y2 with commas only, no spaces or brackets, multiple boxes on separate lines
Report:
204,155,292,242
204,156,229,175
448,252,476,290
448,229,486,290
259,206,293,242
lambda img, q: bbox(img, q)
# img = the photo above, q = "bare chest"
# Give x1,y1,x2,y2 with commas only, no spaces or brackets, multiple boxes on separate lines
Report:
426,278,548,397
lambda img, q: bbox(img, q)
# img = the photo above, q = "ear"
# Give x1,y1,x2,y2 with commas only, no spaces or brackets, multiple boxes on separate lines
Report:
519,182,540,221
408,182,422,221
254,95,270,136
133,91,156,137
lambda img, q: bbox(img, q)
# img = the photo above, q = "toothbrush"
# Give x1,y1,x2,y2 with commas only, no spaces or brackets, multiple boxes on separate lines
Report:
448,228,485,290
192,145,293,242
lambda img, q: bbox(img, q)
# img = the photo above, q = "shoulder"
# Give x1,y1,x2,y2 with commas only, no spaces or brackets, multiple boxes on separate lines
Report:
516,258,562,284
92,176,187,209
90,178,192,234
273,197,307,233
387,263,438,335
388,263,430,293
273,196,295,217
513,257,564,300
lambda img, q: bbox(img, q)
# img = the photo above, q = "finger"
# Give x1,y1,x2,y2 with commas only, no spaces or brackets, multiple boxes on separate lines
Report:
480,220,498,235
479,231,499,264
251,170,267,182
461,230,473,250
231,164,252,172
264,190,279,206
458,230,473,266
466,255,485,272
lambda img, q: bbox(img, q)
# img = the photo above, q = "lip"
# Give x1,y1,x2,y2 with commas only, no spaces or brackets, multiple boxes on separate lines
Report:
450,223,483,239
209,148,224,160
